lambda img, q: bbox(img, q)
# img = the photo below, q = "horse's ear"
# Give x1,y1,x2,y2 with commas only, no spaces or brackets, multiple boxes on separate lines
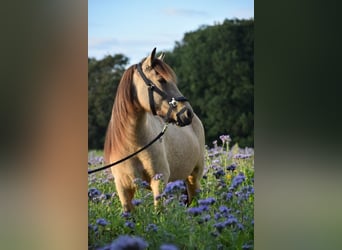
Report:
146,47,157,68
158,52,165,61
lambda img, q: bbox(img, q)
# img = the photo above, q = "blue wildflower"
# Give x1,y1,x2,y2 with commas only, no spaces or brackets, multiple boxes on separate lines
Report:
233,153,252,159
237,223,244,230
153,173,164,180
160,244,179,250
226,164,236,171
224,192,233,201
213,168,225,179
102,235,148,250
163,180,186,195
214,212,221,220
132,199,142,206
141,181,150,188
198,197,216,206
187,205,209,216
242,243,253,249
225,215,238,225
213,222,226,233
99,193,107,201
230,172,246,189
145,223,158,232
219,205,231,216
88,187,101,198
199,205,210,212
96,218,109,227
187,207,203,216
180,194,188,204
164,196,175,205
121,211,131,219
200,214,211,223
124,221,135,229
219,134,231,144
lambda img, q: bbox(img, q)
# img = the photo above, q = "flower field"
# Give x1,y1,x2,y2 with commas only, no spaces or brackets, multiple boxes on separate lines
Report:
88,136,254,249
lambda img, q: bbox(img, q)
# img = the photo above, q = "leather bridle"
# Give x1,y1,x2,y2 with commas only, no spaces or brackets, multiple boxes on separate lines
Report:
136,63,189,125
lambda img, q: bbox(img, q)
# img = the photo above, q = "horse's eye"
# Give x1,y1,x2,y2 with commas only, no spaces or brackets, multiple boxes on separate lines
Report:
158,78,166,84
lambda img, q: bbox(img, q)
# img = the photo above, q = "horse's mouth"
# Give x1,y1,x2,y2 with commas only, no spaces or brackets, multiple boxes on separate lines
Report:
174,116,192,127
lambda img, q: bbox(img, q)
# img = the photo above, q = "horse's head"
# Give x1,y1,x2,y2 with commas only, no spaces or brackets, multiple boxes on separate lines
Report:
133,48,193,126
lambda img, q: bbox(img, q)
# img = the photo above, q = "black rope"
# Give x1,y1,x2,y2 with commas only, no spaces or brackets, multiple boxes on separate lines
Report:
88,124,168,175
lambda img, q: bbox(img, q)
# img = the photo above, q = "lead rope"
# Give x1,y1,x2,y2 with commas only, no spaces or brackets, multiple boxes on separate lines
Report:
88,123,169,175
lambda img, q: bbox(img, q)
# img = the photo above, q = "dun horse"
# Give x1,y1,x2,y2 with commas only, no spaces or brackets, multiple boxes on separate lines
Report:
104,48,205,212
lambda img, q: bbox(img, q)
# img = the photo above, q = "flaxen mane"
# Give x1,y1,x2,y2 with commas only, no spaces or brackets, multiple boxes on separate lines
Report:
104,65,138,162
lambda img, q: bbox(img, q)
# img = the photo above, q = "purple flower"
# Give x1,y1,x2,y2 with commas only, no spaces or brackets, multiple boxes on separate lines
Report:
214,215,239,233
121,211,131,219
213,222,226,233
198,197,216,206
132,199,142,206
214,212,222,220
100,235,148,250
225,215,238,225
187,205,209,216
213,168,225,179
88,187,101,198
199,205,210,212
124,221,135,229
237,223,244,230
230,172,246,189
242,243,253,249
226,164,236,171
224,192,233,201
219,134,231,144
160,244,179,250
145,223,158,232
187,207,203,216
133,179,150,189
200,214,211,223
163,180,186,195
153,173,164,180
99,193,107,200
179,194,188,204
164,196,175,205
88,155,104,166
233,153,252,159
96,218,109,227
219,205,231,216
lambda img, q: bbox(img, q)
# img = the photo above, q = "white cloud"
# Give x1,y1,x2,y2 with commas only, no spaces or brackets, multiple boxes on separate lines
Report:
163,8,209,17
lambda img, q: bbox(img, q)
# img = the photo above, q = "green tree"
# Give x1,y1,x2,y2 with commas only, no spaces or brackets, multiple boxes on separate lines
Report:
166,19,254,147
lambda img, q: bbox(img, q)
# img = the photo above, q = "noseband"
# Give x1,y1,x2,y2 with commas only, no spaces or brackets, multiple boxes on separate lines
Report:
136,63,188,124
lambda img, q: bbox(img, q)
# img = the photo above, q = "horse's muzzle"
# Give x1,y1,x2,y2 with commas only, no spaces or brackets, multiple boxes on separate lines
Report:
176,107,193,127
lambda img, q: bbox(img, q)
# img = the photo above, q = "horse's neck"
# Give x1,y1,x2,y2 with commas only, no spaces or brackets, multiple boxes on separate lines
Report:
124,110,151,148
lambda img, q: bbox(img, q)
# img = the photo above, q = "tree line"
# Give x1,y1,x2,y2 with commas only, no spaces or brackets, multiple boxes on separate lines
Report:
89,19,254,150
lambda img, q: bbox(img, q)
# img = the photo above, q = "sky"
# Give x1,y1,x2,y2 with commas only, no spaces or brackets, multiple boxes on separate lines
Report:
89,0,254,64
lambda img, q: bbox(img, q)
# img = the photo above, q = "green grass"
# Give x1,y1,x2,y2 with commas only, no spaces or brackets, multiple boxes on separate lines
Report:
88,138,254,249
